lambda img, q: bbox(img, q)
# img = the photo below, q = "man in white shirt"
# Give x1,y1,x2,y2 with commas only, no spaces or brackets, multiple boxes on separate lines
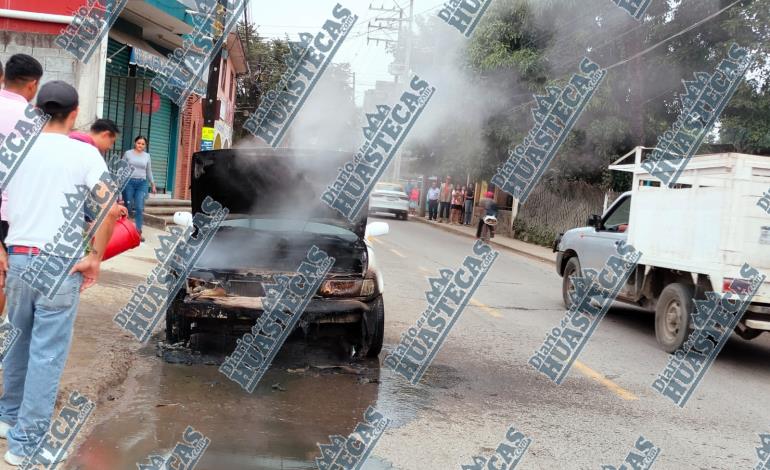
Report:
427,181,440,221
0,81,118,466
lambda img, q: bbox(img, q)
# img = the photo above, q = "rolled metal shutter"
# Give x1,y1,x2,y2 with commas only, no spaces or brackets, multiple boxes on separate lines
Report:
148,95,173,190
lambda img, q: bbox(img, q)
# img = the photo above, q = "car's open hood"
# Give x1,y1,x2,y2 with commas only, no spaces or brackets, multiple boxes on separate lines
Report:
190,148,367,238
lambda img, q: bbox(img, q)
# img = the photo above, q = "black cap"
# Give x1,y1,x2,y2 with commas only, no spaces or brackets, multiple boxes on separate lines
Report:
36,80,79,115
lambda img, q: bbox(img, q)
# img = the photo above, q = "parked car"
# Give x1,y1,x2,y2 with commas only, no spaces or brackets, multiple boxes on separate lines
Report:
554,148,770,352
368,182,410,220
165,148,389,357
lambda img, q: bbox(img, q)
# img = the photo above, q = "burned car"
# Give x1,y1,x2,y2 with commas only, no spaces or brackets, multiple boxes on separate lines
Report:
165,148,388,357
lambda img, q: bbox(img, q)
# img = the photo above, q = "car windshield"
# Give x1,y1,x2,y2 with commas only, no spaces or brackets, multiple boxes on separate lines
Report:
219,216,359,242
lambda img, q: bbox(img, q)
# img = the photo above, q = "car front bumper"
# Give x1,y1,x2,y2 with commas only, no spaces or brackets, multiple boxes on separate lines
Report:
174,295,373,325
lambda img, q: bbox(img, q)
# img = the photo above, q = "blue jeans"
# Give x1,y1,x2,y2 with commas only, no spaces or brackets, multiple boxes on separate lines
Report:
464,200,473,224
0,254,82,457
124,178,148,233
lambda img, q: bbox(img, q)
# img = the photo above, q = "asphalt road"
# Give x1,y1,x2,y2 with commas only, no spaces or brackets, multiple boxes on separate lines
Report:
71,217,770,469
367,215,770,470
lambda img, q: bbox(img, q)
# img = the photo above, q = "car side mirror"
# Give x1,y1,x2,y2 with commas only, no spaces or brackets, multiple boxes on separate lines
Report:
586,214,602,230
174,211,193,227
365,221,389,238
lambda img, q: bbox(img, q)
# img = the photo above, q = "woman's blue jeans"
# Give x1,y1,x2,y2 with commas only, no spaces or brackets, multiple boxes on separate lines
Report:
464,200,474,224
124,178,148,233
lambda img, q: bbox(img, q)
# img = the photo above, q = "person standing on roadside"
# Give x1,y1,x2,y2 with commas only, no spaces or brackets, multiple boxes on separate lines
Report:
0,81,119,466
476,190,498,239
409,186,419,215
0,54,43,321
122,136,156,242
450,186,464,224
70,119,129,221
427,181,440,221
438,176,452,223
69,119,121,155
464,184,475,225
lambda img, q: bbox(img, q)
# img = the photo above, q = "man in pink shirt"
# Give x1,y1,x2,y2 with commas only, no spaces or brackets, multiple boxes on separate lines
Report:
69,118,120,154
69,119,129,221
0,54,43,317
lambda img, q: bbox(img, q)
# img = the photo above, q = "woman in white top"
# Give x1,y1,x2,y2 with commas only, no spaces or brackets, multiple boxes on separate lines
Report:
122,136,156,240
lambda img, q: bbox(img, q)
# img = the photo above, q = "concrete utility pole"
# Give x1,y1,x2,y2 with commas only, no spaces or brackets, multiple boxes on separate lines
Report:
393,0,414,183
365,1,413,183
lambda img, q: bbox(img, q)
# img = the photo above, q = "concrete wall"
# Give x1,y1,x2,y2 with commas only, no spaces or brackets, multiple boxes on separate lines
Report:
0,31,105,130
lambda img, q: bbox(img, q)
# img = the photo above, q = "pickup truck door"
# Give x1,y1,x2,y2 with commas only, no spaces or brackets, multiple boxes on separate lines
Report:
580,194,632,272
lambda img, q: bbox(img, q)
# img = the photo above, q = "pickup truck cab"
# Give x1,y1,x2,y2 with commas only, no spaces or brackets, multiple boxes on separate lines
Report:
554,148,770,352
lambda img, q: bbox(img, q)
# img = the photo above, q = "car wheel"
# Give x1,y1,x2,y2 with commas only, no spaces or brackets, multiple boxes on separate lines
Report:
561,257,581,309
401,211,408,221
655,283,695,353
359,296,384,358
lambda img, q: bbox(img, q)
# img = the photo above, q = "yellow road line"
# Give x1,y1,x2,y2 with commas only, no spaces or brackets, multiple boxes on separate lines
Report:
416,265,633,401
469,298,503,318
573,361,638,401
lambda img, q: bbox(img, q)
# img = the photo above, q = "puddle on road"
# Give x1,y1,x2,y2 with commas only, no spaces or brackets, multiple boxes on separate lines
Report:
68,337,439,470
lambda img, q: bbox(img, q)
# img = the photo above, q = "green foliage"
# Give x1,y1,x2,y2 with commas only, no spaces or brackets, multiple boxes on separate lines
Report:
233,22,290,142
512,218,557,247
407,0,770,186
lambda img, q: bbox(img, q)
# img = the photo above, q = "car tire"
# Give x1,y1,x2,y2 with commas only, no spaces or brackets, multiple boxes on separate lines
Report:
401,211,408,221
562,257,581,310
359,295,385,358
655,283,695,353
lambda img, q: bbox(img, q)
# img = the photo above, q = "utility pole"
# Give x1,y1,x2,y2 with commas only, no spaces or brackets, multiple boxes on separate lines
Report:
366,3,404,57
365,1,413,182
392,0,413,182
201,0,227,150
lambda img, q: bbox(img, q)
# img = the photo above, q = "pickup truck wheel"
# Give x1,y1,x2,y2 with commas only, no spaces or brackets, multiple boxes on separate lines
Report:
359,296,384,358
562,257,581,309
655,283,695,353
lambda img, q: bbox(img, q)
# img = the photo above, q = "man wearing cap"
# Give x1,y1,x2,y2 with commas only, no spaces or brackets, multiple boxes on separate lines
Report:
0,81,118,466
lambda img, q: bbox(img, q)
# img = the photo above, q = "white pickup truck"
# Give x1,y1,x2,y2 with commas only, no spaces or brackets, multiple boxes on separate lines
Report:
554,147,770,352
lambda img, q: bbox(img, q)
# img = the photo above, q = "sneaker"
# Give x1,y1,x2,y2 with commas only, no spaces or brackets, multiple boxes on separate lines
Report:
4,450,23,466
0,421,9,439
5,449,68,466
40,449,68,464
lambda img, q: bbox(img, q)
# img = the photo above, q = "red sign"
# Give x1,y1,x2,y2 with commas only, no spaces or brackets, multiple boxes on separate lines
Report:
0,1,90,34
135,89,161,115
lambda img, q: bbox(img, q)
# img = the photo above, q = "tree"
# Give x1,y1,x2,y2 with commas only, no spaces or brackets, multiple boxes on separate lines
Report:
406,0,770,190
233,22,289,143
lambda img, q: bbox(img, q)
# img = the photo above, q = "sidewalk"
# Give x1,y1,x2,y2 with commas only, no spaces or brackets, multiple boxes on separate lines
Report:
413,216,555,265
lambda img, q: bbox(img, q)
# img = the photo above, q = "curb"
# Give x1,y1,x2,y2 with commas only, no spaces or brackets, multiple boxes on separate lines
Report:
412,216,555,265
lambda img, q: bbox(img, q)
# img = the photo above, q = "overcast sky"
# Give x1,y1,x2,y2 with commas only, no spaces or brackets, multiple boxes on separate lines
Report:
248,0,445,104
